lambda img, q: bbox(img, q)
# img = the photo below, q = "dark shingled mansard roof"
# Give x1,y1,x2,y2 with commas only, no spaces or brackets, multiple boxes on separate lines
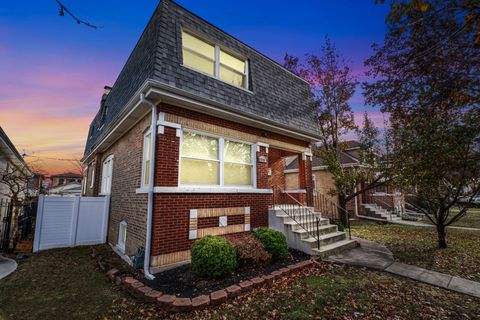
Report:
285,141,362,171
84,0,320,156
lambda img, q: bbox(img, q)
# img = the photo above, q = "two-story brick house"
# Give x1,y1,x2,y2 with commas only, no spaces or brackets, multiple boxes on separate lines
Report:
82,0,352,277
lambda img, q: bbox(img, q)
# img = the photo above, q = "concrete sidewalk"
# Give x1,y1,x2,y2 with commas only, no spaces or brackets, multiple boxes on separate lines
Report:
389,219,480,232
0,255,17,280
325,237,480,299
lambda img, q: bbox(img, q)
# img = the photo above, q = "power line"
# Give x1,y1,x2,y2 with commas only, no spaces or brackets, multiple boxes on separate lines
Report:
55,0,101,29
25,155,81,162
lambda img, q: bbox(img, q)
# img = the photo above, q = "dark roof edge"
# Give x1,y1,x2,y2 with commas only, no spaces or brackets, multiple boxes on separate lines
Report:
86,1,162,130
0,127,30,173
83,78,320,161
146,79,321,140
167,0,310,85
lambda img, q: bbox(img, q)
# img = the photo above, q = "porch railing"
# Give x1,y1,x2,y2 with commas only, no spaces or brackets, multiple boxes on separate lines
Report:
272,186,322,250
312,191,351,240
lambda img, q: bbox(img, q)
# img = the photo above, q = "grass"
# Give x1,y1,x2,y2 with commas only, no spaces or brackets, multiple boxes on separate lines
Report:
352,223,480,282
0,246,143,320
1,245,479,319
420,207,480,229
192,263,480,319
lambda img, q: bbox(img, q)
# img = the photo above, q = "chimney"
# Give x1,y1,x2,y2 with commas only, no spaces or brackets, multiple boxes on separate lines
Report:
103,85,112,96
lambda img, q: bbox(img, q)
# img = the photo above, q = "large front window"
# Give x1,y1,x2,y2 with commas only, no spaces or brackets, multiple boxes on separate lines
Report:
180,132,253,186
182,30,248,89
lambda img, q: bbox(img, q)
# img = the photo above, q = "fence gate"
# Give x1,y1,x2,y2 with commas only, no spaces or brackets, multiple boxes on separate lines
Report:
33,195,110,252
0,199,13,252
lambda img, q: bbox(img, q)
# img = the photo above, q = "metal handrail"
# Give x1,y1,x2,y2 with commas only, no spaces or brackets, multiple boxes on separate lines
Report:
312,191,352,240
368,195,399,221
273,186,322,250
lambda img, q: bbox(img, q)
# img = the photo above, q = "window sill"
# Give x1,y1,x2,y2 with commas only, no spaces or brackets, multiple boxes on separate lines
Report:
180,64,254,94
99,192,111,196
152,186,273,194
135,187,150,194
283,189,306,194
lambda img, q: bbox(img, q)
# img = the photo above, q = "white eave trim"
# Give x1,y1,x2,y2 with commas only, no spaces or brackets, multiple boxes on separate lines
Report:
135,186,273,194
145,80,322,142
83,79,321,162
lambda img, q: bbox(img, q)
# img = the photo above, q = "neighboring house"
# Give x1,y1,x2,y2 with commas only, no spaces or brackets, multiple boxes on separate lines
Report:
48,182,82,196
51,172,82,187
0,127,32,203
285,141,405,217
82,0,322,273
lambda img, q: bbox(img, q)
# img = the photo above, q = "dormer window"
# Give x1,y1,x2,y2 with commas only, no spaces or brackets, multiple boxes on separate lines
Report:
182,30,248,89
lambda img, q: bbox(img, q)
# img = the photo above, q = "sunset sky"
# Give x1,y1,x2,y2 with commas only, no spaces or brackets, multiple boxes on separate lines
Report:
0,1,389,175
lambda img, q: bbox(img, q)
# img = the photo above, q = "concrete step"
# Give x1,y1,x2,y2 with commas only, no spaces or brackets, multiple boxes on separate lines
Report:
283,216,330,226
292,224,338,237
300,231,347,247
312,239,358,258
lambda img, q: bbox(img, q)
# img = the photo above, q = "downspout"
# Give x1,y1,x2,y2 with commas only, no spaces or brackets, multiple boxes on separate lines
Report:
141,93,157,280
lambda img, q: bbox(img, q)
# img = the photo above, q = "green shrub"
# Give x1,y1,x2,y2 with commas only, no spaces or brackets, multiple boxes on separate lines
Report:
230,234,272,266
191,236,237,278
254,228,289,260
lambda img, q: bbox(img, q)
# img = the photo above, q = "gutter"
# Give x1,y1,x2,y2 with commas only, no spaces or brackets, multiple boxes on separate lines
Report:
140,93,158,280
83,79,322,163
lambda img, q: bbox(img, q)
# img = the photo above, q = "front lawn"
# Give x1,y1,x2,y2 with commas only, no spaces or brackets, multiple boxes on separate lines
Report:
421,207,480,229
1,245,479,319
352,223,480,282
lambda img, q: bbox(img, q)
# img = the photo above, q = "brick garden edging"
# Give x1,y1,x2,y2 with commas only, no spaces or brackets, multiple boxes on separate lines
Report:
99,257,315,313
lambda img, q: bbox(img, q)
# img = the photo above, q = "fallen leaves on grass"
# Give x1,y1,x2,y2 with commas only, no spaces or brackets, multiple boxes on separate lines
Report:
352,224,480,282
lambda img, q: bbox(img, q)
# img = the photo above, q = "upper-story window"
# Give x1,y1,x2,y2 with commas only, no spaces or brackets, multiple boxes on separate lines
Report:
181,30,248,89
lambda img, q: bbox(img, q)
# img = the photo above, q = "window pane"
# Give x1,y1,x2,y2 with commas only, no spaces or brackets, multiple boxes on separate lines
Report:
144,160,150,185
220,50,245,73
224,141,251,164
144,133,151,161
224,163,252,186
181,158,219,185
183,50,215,76
182,132,218,160
182,31,215,59
219,66,245,87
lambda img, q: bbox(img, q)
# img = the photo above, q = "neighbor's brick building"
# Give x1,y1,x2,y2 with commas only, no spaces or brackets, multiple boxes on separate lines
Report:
81,0,321,271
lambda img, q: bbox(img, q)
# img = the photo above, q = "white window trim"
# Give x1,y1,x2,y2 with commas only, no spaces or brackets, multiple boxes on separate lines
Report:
179,129,257,189
90,168,95,188
181,29,251,92
82,167,88,195
118,221,127,253
141,129,152,188
100,155,114,195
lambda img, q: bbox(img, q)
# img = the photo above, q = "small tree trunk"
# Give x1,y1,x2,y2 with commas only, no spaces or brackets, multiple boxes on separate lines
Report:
338,194,348,228
436,222,447,248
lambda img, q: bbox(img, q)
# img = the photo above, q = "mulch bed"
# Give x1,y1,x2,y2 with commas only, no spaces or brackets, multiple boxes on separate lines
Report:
145,249,310,297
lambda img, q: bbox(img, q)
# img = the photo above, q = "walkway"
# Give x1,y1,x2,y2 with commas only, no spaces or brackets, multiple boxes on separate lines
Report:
390,219,480,231
325,237,480,299
0,255,17,280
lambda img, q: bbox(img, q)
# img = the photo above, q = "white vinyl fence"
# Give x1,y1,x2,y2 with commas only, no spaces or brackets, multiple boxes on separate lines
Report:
33,195,110,252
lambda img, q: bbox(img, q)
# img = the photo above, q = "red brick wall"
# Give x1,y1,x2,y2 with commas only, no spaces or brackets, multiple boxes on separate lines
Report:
268,148,286,201
84,154,102,197
256,147,269,189
152,193,271,256
154,127,180,186
100,113,151,255
158,103,309,148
